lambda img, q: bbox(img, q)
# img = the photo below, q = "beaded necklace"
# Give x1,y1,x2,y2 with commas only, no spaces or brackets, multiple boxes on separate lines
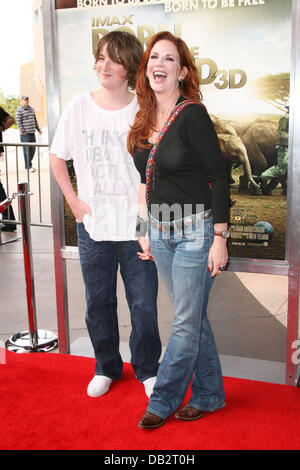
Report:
145,99,198,205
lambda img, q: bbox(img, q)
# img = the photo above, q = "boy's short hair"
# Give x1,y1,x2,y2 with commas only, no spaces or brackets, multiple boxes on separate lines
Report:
94,31,143,89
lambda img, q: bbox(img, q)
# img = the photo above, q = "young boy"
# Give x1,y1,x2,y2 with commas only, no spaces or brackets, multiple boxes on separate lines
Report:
50,32,161,398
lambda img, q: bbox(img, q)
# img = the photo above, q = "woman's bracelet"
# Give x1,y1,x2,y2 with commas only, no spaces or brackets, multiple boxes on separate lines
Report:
135,215,148,237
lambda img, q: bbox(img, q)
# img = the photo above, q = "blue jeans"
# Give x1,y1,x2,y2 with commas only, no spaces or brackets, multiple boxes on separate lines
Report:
147,212,225,419
76,222,161,382
20,133,36,169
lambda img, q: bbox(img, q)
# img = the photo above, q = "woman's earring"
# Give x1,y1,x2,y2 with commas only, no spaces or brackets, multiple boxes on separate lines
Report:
178,79,184,89
145,75,149,86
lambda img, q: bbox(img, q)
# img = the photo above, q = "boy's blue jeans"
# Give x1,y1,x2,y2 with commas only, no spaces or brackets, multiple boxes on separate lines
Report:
76,222,161,382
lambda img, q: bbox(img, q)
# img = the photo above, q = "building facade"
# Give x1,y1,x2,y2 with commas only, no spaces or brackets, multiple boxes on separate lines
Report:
19,0,47,127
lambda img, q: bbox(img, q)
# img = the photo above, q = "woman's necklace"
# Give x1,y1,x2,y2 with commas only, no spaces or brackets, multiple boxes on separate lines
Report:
156,95,180,137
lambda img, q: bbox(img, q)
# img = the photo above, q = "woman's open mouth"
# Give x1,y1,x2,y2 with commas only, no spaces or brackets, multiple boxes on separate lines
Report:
153,71,167,82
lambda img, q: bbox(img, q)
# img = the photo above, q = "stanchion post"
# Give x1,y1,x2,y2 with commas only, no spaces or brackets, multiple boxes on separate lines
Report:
4,183,58,353
18,181,38,348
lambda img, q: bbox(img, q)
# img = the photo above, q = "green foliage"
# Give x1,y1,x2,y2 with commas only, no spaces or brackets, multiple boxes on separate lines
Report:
252,73,290,111
0,89,20,128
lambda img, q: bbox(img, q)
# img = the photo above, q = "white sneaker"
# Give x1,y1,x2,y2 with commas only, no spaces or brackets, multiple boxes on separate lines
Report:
87,375,112,397
143,376,157,398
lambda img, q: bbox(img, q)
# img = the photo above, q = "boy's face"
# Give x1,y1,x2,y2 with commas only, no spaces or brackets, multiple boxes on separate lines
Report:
95,43,128,89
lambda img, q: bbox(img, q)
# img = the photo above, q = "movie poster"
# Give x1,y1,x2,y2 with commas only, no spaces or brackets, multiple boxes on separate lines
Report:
54,0,292,260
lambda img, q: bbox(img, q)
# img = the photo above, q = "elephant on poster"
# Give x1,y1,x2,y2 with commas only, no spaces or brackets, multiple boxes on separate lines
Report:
232,119,278,191
211,116,279,193
210,115,260,191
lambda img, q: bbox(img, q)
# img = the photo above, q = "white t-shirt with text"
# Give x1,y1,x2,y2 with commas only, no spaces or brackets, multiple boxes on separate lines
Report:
50,92,140,241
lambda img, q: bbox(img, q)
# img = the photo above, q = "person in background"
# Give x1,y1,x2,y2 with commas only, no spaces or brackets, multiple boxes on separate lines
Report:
128,31,229,429
50,31,161,399
0,106,16,231
16,96,42,172
253,102,289,196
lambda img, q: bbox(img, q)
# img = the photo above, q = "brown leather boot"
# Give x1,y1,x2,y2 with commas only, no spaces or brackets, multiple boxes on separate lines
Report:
138,411,165,429
174,405,204,421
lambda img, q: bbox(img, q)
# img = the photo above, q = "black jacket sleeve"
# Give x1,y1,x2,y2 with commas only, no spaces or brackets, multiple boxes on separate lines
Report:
182,104,229,223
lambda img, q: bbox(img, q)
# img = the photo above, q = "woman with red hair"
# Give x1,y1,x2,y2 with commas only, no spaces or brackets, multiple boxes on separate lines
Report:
128,31,229,429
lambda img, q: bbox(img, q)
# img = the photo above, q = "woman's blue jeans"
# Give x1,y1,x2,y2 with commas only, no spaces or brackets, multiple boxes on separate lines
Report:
147,213,225,419
76,222,161,382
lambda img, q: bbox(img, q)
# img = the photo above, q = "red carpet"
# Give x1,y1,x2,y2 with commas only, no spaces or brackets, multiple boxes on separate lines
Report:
0,350,299,450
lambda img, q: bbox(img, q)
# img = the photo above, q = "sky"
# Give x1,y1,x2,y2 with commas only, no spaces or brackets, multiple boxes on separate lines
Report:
0,0,34,96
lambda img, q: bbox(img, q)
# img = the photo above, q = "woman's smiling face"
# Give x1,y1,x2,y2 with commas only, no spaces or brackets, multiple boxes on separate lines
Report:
146,39,186,96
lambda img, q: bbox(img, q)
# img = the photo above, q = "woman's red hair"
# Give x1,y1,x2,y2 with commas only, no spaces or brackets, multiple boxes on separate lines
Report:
127,31,203,155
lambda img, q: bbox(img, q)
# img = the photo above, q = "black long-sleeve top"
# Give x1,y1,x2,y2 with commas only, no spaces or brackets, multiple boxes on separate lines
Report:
133,96,229,223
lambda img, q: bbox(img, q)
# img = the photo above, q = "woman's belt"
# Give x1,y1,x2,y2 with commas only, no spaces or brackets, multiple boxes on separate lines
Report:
148,210,212,232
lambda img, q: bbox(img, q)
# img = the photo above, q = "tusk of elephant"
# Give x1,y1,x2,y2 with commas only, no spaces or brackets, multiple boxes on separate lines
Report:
249,178,261,190
239,143,261,191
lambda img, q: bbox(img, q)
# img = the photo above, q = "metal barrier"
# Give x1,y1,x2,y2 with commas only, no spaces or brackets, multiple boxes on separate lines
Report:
0,142,52,242
3,182,58,352
0,142,58,351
